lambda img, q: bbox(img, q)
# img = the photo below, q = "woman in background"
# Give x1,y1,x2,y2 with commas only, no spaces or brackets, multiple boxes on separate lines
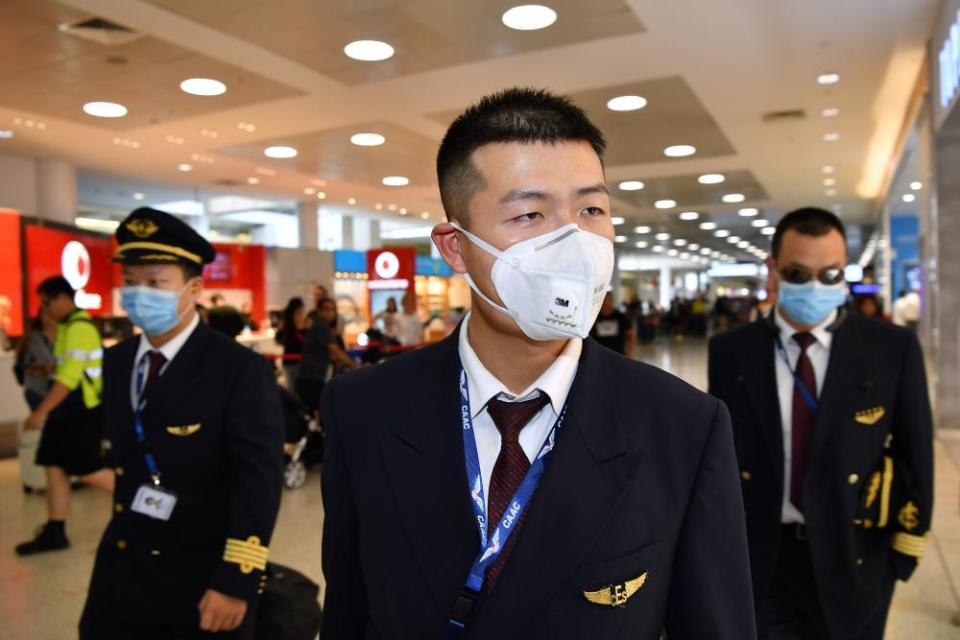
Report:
15,307,57,410
279,297,307,389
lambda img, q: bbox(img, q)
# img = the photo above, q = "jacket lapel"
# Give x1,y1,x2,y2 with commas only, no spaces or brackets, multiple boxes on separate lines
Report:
378,329,479,615
141,323,207,431
466,339,644,640
737,321,784,482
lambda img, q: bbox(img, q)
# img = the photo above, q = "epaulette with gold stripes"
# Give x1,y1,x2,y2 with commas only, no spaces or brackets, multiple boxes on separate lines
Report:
223,536,269,574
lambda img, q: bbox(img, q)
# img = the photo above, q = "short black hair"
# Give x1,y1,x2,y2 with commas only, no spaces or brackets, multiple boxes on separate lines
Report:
437,87,606,225
772,207,847,259
37,276,75,300
180,262,202,281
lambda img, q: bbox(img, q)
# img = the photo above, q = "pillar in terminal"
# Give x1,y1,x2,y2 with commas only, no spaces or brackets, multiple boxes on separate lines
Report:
36,159,77,225
298,200,319,249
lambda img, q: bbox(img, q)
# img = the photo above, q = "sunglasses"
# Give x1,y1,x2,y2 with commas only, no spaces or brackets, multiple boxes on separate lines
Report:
778,265,844,286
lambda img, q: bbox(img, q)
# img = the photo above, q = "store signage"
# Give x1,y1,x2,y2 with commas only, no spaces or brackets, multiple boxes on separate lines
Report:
367,248,415,291
939,11,960,109
61,240,102,310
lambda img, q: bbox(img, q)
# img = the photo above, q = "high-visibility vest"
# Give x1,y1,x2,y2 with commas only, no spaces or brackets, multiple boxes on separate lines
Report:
54,310,103,409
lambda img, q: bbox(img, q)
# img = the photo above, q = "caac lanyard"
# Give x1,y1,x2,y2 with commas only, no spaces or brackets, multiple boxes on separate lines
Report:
774,336,819,412
446,365,567,637
134,354,163,486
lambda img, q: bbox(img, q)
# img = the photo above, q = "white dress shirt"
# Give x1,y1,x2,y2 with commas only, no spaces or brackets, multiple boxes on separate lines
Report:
130,313,200,409
774,307,835,524
458,312,581,513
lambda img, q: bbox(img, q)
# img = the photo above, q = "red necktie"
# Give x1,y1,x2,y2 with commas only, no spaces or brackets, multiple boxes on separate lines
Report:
483,392,551,590
141,351,167,399
790,332,817,511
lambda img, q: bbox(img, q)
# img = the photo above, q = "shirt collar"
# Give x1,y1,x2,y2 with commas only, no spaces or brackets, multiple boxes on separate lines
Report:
773,306,836,349
458,311,581,417
134,313,200,368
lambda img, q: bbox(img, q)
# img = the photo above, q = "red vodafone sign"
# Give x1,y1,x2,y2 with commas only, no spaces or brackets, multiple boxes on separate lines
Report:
367,247,416,291
25,223,115,316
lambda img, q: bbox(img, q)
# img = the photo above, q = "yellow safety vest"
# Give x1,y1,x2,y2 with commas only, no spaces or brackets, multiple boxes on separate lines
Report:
54,310,103,409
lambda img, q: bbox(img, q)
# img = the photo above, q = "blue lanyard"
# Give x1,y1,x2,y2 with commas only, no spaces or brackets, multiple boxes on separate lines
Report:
447,366,567,635
135,356,162,485
775,337,819,412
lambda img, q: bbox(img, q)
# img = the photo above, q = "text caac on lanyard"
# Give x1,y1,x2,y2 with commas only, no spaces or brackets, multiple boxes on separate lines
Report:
134,355,163,485
774,336,819,412
446,364,568,638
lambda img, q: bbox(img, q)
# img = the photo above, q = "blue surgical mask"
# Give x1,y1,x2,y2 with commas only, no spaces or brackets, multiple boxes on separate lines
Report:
121,283,192,335
778,280,846,326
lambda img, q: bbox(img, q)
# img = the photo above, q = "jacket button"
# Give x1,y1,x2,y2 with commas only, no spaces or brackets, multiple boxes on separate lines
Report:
114,504,123,513
741,471,752,481
848,473,859,485
117,539,127,550
150,550,161,556
115,467,124,476
856,558,864,566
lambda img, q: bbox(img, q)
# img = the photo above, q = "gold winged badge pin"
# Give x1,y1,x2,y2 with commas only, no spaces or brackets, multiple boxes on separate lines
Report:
583,572,647,607
854,407,885,426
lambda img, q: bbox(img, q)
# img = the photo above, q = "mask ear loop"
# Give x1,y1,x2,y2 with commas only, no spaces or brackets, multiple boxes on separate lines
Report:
449,223,516,319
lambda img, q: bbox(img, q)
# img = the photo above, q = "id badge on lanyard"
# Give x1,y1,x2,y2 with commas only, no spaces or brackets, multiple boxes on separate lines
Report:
128,355,178,522
445,365,567,637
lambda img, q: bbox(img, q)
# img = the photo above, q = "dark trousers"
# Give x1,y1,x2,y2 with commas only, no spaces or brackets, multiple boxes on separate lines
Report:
79,603,256,640
757,525,896,640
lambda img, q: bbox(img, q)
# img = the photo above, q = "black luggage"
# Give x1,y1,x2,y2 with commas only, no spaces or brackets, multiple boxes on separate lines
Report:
255,563,323,640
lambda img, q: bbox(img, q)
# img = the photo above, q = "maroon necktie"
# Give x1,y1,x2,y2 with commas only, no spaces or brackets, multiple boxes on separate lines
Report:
141,351,167,399
483,392,551,590
790,332,817,510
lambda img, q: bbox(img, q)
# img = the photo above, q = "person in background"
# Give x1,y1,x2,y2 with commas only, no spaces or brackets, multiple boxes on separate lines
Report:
15,307,58,410
208,302,246,338
210,293,225,308
195,303,209,324
80,207,284,638
709,207,933,640
892,289,920,332
296,298,357,412
372,296,400,338
239,301,260,332
279,297,307,388
391,292,432,347
16,277,113,556
854,294,885,320
305,284,329,326
589,291,635,357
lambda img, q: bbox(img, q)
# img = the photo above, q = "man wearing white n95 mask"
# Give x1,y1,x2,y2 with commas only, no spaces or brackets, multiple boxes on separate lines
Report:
320,88,756,639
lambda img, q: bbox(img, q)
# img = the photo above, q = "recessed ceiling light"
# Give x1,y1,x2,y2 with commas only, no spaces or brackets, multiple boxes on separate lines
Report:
83,101,127,118
728,235,741,243
611,217,625,226
133,192,145,201
823,178,836,186
317,192,327,200
700,247,711,255
635,241,649,248
688,243,700,250
246,177,259,185
652,246,664,253
655,199,676,209
304,187,317,195
737,241,750,248
699,222,717,230
715,229,730,238
347,198,357,205
237,122,257,132
634,225,651,234
344,40,395,61
910,181,923,190
679,211,700,221
761,227,775,235
817,73,840,85
723,193,746,204
823,132,840,142
673,239,687,246
615,235,627,243
618,180,645,191
902,193,916,203
698,173,725,185
751,219,769,227
420,212,430,219
821,107,840,117
664,145,696,158
351,132,386,146
738,207,759,217
177,163,192,172
655,232,671,241
823,165,836,174
667,249,679,257
501,5,558,31
607,95,647,112
180,78,227,96
264,146,298,159
383,176,410,187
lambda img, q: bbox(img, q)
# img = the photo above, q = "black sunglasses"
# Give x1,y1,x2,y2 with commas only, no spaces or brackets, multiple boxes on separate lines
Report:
778,265,844,286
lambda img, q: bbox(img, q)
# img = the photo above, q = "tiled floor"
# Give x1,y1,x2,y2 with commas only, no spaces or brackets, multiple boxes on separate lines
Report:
0,337,958,639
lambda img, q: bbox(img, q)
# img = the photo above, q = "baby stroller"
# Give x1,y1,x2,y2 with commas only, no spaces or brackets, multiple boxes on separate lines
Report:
279,386,324,490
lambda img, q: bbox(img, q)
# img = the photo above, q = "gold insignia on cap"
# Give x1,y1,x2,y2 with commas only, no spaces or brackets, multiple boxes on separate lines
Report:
166,423,201,436
898,501,920,531
224,536,269,574
854,407,885,425
583,572,647,607
126,218,159,239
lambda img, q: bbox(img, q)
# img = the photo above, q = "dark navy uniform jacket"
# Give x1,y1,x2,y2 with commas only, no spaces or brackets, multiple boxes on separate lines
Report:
84,322,285,628
708,312,934,639
320,327,756,639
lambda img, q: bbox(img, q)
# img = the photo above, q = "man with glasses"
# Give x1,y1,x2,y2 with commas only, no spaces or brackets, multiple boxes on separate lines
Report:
709,207,934,639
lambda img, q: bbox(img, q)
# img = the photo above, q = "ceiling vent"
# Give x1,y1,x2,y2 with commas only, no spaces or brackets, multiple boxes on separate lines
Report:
58,17,145,46
762,109,806,123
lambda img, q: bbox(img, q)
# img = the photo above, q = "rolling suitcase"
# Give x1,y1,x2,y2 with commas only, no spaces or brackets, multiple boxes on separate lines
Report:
18,421,46,493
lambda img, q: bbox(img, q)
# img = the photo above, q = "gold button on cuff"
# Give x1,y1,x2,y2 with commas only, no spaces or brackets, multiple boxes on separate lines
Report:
115,467,124,476
114,504,123,513
117,539,127,550
856,558,864,565
150,550,161,556
741,471,752,481
848,474,859,485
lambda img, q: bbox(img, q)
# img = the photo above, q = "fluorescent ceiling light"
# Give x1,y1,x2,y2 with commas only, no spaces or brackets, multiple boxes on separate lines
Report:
728,235,741,243
652,246,664,253
304,187,317,195
664,144,696,158
673,239,687,246
246,177,259,185
351,132,385,146
132,192,145,201
615,235,627,243
655,232,670,241
264,146,298,159
634,225,651,234
678,211,699,221
688,243,700,250
501,5,558,30
910,181,923,191
383,176,410,187
700,247,712,255
723,193,746,203
177,163,192,172
821,107,840,117
0,129,14,139
737,241,750,248
83,101,127,118
180,78,227,96
823,178,836,186
655,199,676,209
344,40,395,61
817,73,841,85
761,227,775,235
699,222,717,230
698,173,725,185
635,241,648,248
607,95,647,112
347,198,357,205
611,217,625,226
667,249,679,257
823,132,840,142
317,192,326,200
751,219,769,227
738,207,758,217
75,217,120,233
715,229,731,238
902,193,916,203
618,180,645,191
